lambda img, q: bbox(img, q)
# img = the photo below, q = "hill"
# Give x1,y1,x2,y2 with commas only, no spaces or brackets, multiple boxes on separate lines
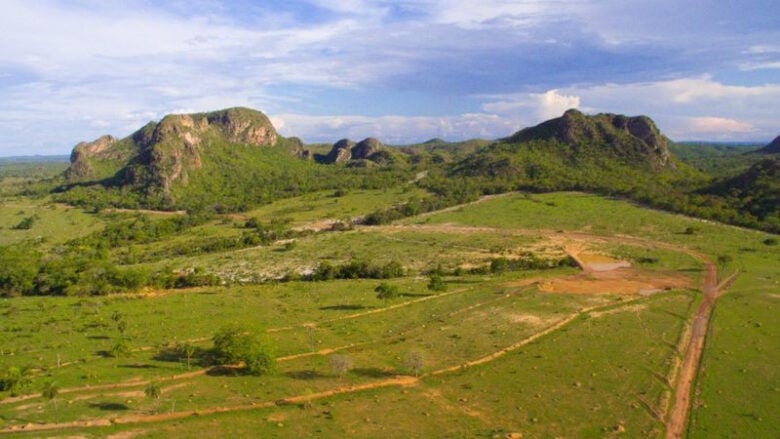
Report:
754,135,780,154
58,108,413,212
669,142,763,176
702,157,780,229
446,109,699,196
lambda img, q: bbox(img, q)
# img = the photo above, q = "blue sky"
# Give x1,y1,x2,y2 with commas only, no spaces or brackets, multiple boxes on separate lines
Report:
1,0,778,155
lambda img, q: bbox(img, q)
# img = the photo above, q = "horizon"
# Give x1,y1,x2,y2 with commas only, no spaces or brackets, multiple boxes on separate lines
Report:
1,0,778,156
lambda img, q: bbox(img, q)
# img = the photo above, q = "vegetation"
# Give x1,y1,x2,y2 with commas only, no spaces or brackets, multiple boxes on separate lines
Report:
0,109,776,437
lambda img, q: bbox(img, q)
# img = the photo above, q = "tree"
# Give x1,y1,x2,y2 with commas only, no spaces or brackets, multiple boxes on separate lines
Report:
329,354,353,378
41,380,59,419
0,365,32,396
181,342,197,370
244,344,276,375
211,325,276,375
110,341,131,358
427,274,447,292
145,380,162,412
375,282,399,305
490,257,509,274
404,350,425,377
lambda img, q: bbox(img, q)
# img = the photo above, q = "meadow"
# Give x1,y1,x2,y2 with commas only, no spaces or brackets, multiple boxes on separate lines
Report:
0,191,777,438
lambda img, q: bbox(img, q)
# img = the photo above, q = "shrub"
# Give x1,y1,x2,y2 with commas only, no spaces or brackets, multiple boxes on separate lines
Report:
427,274,447,291
211,324,275,375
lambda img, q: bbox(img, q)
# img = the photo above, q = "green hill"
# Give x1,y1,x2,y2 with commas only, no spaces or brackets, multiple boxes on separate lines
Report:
702,157,780,230
58,108,412,212
447,109,700,196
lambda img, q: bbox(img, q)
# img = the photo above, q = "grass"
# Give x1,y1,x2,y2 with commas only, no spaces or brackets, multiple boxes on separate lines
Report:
241,187,430,226
0,198,103,247
0,190,777,437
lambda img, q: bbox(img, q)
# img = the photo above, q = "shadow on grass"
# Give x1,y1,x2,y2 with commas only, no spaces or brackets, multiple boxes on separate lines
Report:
88,402,129,411
119,363,158,369
285,369,328,380
86,335,110,340
351,367,396,378
319,304,372,311
206,365,247,376
399,292,433,298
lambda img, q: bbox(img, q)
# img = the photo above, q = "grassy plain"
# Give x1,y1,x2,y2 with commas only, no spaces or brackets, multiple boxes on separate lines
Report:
1,191,777,438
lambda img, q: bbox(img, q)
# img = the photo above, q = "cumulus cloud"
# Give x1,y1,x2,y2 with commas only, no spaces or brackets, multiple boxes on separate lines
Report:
537,90,580,120
272,112,521,144
0,1,778,154
687,117,754,135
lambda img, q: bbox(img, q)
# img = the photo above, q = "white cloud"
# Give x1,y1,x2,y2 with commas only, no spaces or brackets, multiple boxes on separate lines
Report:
537,90,580,120
477,76,780,141
687,117,754,135
273,112,521,144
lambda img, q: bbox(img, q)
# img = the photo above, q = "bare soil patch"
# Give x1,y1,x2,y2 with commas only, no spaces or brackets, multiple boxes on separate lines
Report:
538,268,691,295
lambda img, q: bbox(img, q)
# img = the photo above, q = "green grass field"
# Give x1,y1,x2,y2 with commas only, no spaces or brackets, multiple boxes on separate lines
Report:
1,191,777,438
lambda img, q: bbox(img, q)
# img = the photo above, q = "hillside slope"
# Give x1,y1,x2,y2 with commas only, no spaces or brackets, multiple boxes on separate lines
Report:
447,109,699,195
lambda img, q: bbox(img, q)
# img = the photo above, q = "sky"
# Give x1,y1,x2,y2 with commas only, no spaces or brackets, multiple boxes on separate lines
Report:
1,0,779,156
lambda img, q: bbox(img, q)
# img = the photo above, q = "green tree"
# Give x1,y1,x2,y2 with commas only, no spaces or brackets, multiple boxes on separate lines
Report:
375,282,399,305
144,380,162,412
212,325,276,375
41,380,59,419
0,365,32,396
427,274,447,292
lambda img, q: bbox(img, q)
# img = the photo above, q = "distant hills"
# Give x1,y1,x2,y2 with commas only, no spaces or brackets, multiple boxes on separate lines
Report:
52,106,778,232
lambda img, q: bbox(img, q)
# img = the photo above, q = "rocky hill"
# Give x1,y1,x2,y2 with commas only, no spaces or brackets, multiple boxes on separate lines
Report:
505,109,673,170
448,110,695,196
323,137,385,164
755,135,780,154
61,107,313,210
66,108,293,187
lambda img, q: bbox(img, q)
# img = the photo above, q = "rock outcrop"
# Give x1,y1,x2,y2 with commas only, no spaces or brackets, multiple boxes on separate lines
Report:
324,137,384,164
507,109,673,169
326,139,355,163
65,107,283,193
65,135,118,179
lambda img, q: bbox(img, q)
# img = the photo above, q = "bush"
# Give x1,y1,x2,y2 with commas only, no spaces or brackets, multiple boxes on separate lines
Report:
12,216,36,230
427,274,447,291
211,325,275,375
375,282,399,303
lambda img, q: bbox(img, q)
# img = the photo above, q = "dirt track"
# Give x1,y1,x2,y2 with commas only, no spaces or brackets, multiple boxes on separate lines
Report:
372,223,726,438
0,219,728,436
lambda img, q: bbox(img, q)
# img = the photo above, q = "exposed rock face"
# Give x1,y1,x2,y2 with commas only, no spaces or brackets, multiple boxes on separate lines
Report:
756,135,780,154
508,109,673,169
65,107,281,193
326,139,355,163
324,137,384,164
205,107,278,146
66,135,118,179
352,137,383,159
